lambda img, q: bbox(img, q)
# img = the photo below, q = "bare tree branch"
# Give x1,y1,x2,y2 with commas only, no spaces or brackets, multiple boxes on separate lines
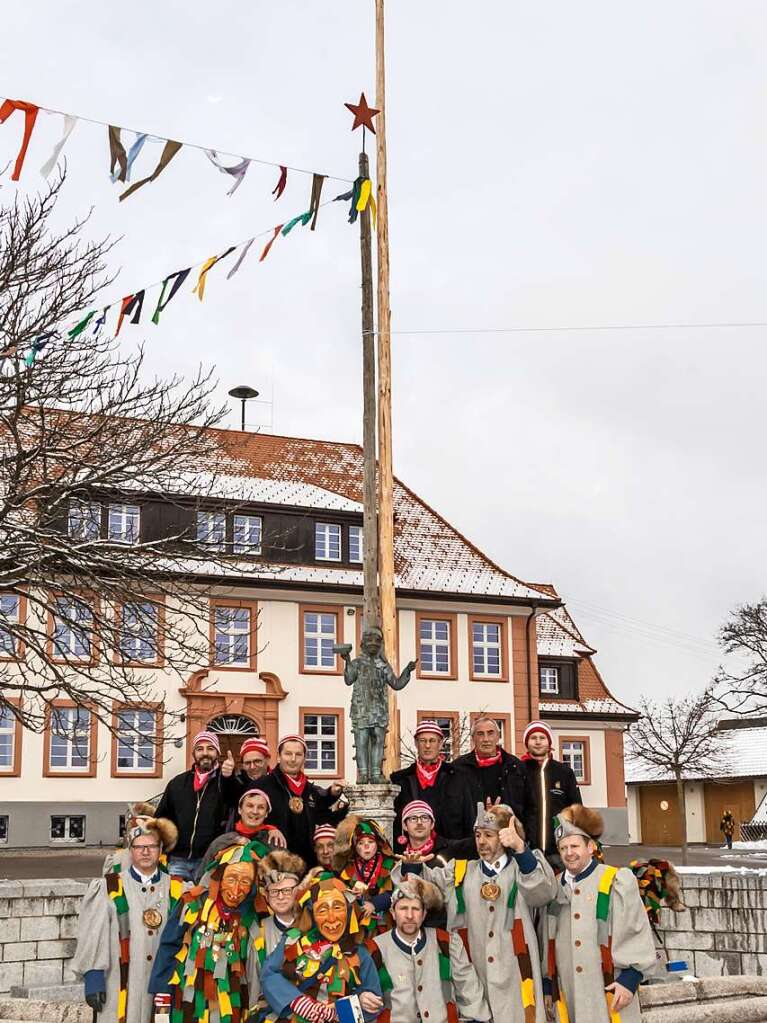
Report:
712,598,767,715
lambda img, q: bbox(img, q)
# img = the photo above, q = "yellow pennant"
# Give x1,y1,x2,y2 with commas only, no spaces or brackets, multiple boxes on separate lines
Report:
356,178,372,212
193,256,219,302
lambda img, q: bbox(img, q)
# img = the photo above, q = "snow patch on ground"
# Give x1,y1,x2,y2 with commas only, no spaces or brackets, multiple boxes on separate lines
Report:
675,864,767,874
731,839,767,850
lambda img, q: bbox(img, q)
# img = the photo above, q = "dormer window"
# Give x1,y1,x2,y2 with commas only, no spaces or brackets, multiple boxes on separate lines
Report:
315,523,341,562
68,501,101,540
197,511,226,549
539,665,560,694
108,503,140,543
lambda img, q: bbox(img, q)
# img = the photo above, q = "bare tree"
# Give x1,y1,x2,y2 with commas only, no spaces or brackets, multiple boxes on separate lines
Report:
0,172,264,750
713,599,767,715
625,690,727,864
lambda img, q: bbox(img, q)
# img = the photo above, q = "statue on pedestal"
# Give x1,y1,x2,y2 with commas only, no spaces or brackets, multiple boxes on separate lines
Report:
335,626,416,784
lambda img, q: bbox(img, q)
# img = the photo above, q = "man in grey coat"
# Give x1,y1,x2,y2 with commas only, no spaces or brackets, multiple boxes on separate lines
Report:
71,805,180,1023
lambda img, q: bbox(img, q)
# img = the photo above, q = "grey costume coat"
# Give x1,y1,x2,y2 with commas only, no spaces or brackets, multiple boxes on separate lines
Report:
542,861,658,1023
372,927,490,1023
403,848,559,1023
71,849,173,1023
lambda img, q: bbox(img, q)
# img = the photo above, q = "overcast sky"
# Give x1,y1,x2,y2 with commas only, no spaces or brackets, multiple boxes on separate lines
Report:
3,1,765,706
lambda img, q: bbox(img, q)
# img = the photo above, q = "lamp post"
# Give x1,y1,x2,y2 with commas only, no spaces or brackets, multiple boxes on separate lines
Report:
228,385,259,432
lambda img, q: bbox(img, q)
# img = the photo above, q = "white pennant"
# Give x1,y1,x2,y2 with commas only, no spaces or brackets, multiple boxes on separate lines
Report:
40,115,77,178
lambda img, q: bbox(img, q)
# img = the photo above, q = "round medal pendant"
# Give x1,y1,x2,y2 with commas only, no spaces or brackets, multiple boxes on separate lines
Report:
480,881,501,902
143,907,163,929
288,796,304,814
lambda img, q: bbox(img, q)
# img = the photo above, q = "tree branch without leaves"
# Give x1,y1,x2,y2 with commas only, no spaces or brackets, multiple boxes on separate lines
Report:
713,599,767,715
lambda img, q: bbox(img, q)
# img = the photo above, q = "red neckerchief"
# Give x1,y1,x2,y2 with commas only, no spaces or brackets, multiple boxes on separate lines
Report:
235,821,278,838
214,897,241,922
284,771,307,796
400,832,436,858
415,756,443,789
193,766,216,792
475,747,502,768
353,851,383,889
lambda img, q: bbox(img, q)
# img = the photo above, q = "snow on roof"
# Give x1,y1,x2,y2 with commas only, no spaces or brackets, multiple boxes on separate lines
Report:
193,430,555,603
536,611,594,657
540,699,635,717
625,724,767,783
165,471,363,513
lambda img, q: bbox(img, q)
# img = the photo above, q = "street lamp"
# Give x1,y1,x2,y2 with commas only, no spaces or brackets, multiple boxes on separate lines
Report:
228,385,259,432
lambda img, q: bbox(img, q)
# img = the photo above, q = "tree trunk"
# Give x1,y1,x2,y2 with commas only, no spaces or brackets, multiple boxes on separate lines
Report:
675,771,688,866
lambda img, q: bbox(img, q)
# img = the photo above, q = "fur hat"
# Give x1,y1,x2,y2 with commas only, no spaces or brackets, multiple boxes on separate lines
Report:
258,850,306,887
125,802,178,853
332,815,393,871
391,876,444,913
473,802,513,833
554,804,604,845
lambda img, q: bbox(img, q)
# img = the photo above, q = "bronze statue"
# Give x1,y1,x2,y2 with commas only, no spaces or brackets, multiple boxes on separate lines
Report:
335,626,416,784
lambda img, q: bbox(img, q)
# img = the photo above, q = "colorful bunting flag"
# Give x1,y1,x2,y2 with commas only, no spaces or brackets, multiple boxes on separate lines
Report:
108,125,128,182
259,225,284,262
40,114,77,178
67,311,95,340
112,132,148,183
272,165,288,200
0,99,40,181
281,211,312,236
205,150,250,196
115,295,135,337
226,238,255,280
152,269,191,324
119,139,182,201
308,173,325,231
192,248,235,301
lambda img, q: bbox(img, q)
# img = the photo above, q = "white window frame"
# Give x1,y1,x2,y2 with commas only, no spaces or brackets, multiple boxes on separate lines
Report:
50,814,86,843
302,611,337,670
471,621,502,677
561,740,586,782
68,500,101,540
52,597,93,661
315,523,342,562
119,601,159,663
213,605,251,666
303,713,339,775
348,525,363,564
0,705,16,773
233,514,263,555
115,708,157,773
419,618,451,676
49,706,92,773
430,716,456,761
197,510,227,549
108,503,140,543
0,594,21,657
540,665,560,694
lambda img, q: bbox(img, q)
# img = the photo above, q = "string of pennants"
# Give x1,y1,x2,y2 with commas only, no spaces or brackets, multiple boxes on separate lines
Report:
14,177,375,366
0,95,353,198
0,95,377,366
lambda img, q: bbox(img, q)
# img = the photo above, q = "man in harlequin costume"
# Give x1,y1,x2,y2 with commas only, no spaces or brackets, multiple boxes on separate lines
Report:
542,805,658,1023
149,841,269,1023
71,803,181,1023
259,873,384,1022
399,801,558,1023
368,877,490,1023
332,816,395,935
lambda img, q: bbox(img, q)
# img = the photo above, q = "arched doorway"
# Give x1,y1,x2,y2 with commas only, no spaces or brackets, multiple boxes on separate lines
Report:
207,713,260,761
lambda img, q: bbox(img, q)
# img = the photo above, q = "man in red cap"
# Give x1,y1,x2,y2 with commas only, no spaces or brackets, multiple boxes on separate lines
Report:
222,736,272,815
253,734,348,867
155,730,232,880
312,824,337,871
391,720,462,844
521,720,581,865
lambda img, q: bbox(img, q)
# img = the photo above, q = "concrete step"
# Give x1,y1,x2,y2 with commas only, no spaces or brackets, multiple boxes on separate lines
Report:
7,985,83,1005
0,998,88,1022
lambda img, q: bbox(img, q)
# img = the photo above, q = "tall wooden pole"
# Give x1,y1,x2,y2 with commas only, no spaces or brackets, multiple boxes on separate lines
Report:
359,149,379,630
376,0,399,775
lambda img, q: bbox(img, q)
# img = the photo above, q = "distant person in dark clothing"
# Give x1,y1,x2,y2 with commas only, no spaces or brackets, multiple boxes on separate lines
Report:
155,730,231,881
391,719,463,842
720,809,736,850
253,734,348,867
520,720,581,866
447,715,538,849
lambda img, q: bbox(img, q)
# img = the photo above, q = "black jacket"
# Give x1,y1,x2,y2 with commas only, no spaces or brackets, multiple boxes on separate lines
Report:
390,760,465,843
154,768,231,861
521,755,582,856
253,767,348,867
447,748,538,849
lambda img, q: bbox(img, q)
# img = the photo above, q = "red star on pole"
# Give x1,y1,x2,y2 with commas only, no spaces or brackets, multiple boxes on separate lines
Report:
345,92,380,134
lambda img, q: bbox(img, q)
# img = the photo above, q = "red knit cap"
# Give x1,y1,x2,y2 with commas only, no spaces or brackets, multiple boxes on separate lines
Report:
240,737,271,759
313,824,337,843
402,800,435,823
278,734,308,753
413,720,444,740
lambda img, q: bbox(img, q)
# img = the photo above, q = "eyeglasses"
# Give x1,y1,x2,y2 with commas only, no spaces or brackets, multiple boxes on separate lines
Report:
267,885,297,897
406,815,432,824
133,844,160,851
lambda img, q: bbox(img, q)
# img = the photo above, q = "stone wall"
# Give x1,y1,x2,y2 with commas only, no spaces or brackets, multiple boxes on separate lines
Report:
657,871,767,977
0,880,86,995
